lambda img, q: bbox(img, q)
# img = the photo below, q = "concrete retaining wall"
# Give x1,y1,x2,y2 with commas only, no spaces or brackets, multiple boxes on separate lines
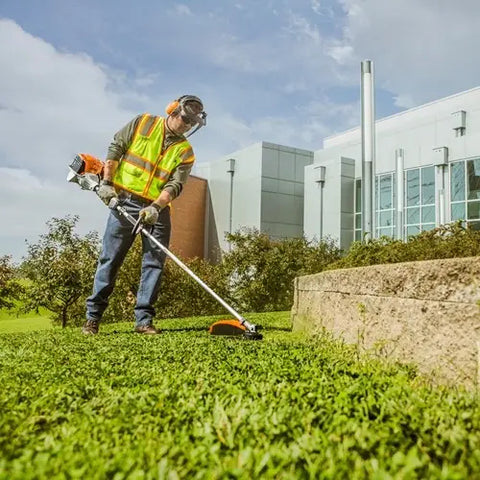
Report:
291,257,480,387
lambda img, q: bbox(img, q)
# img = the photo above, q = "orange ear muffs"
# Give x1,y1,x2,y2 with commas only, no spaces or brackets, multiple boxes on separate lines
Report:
165,100,180,115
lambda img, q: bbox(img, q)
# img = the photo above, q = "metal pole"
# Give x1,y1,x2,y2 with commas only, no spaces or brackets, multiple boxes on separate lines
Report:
314,165,326,240
395,148,404,240
436,165,446,226
361,60,375,241
227,158,235,251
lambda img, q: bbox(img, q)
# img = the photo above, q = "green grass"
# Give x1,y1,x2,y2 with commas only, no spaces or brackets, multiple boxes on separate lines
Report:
0,308,52,333
0,312,479,479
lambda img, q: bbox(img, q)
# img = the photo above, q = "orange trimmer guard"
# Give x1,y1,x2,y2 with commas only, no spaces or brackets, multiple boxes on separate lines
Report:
209,319,247,336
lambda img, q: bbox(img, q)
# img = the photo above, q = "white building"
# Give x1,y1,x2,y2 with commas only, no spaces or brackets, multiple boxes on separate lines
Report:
195,142,313,259
305,86,480,250
197,86,480,258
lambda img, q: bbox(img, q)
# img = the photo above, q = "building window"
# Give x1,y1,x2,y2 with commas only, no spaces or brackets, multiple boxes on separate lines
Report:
450,158,480,230
376,173,395,238
354,178,362,241
404,166,435,237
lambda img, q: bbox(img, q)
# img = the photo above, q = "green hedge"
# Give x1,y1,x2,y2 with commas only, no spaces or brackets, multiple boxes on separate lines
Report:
329,222,480,270
19,218,480,327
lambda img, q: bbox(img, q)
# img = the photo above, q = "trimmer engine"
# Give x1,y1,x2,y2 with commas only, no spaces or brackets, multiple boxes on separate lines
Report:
66,153,104,191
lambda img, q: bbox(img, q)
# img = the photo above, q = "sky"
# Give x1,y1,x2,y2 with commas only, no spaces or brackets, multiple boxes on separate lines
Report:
2,0,480,262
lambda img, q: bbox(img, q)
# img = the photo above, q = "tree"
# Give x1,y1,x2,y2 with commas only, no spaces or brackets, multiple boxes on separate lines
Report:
0,255,23,309
21,216,100,327
223,229,341,312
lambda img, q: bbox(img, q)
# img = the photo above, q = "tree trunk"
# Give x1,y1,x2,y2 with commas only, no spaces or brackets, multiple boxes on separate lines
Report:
62,306,67,328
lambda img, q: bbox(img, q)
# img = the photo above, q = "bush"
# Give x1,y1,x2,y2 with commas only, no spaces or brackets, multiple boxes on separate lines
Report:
105,229,341,321
105,237,233,322
329,222,480,270
222,229,341,312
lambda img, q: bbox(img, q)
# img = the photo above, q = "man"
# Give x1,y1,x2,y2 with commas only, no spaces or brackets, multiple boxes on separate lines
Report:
82,95,206,335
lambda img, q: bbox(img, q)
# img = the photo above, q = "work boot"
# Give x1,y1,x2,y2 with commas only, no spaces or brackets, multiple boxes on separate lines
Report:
82,320,99,335
134,325,161,335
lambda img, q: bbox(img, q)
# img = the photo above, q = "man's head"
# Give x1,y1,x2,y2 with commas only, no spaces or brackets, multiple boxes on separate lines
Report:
165,95,207,136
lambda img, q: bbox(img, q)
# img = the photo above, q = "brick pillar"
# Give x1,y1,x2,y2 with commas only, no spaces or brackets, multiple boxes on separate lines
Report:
169,175,207,260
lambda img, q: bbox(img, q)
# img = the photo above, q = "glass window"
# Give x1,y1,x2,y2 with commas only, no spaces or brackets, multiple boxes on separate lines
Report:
355,214,361,229
375,173,395,238
421,167,435,204
451,202,465,221
406,207,420,224
406,169,420,206
404,166,436,237
355,179,362,213
379,210,393,227
378,227,393,237
450,159,480,226
379,175,392,209
467,201,480,220
467,221,480,231
467,159,480,200
421,205,435,223
354,178,362,239
406,225,420,237
451,161,465,202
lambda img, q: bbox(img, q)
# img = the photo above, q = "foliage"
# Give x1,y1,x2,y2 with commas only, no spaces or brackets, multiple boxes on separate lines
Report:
13,217,480,326
105,229,340,321
0,312,480,479
329,222,480,270
105,237,233,322
222,229,341,312
0,256,23,309
20,216,100,327
155,257,233,319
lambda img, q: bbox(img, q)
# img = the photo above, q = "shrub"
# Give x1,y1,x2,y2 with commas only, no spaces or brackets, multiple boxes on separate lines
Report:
222,229,341,312
105,229,341,321
329,222,480,270
105,237,232,322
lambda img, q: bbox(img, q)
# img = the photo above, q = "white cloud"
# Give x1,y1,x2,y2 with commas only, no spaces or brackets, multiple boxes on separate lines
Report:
334,0,480,104
0,19,138,260
174,4,192,15
284,12,322,44
393,93,416,110
326,43,354,65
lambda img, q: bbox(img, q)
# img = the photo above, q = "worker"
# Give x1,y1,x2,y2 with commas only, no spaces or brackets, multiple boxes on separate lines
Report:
82,95,207,335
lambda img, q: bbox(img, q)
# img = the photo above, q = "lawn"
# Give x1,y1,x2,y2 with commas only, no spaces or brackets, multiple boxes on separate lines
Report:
0,308,52,333
0,311,479,479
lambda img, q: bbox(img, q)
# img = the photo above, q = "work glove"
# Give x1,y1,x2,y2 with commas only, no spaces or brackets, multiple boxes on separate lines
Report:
97,180,118,206
139,203,161,225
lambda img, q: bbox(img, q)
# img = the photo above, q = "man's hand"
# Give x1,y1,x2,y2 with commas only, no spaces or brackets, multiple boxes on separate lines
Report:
139,203,161,225
97,180,118,206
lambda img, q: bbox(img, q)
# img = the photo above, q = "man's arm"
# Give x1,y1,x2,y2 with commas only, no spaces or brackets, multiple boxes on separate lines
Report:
153,162,194,209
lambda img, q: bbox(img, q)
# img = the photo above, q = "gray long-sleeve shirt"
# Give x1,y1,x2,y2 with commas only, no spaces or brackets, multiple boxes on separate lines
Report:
106,114,194,199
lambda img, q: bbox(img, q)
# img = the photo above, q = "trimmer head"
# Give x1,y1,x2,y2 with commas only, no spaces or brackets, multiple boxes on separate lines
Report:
209,319,263,340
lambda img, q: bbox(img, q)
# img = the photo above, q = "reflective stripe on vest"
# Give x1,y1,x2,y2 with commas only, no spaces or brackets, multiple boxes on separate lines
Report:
113,114,194,201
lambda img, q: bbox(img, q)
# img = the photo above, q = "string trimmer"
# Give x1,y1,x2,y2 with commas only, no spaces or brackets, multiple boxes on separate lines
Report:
67,153,263,340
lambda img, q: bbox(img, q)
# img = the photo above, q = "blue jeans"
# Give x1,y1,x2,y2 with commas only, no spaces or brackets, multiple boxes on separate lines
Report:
86,196,171,327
